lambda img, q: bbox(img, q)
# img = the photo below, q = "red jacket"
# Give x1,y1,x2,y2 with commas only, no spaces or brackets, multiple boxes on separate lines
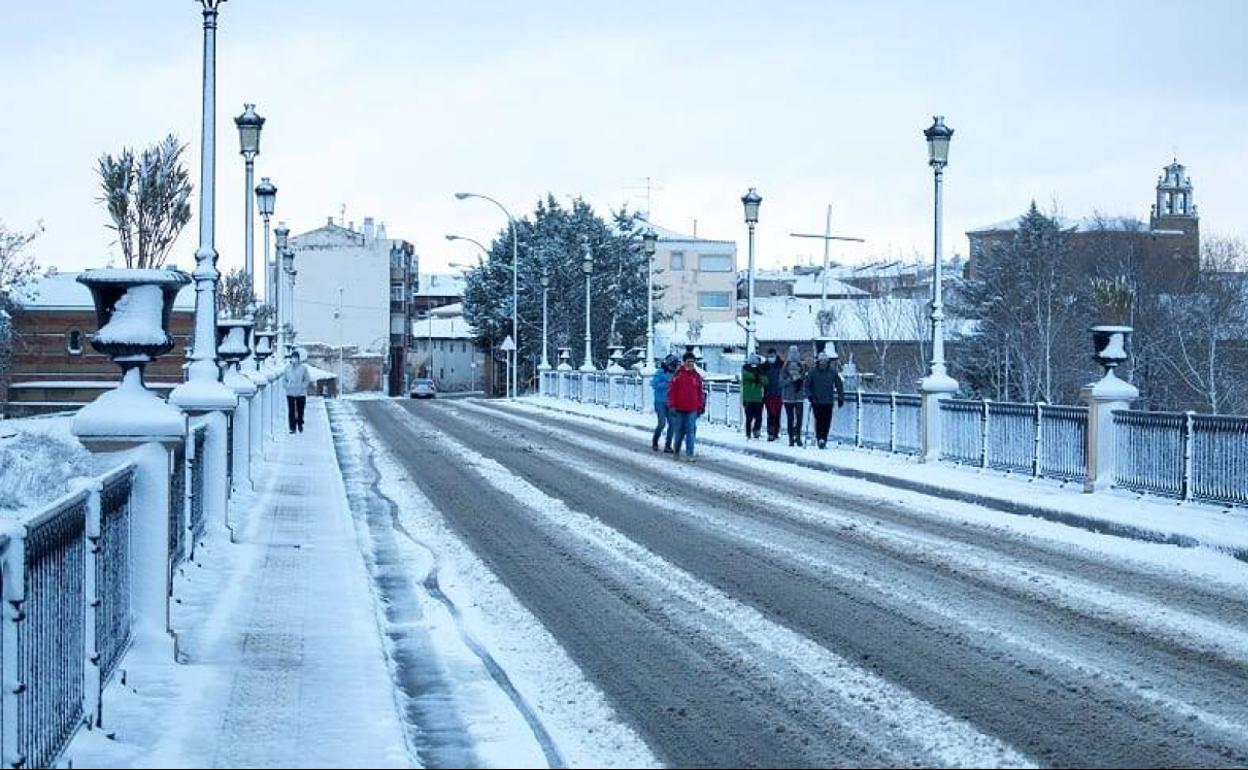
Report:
667,367,706,413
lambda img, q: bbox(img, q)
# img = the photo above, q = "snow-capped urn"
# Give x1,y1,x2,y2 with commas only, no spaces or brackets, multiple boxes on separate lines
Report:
1090,325,1132,375
216,319,254,367
607,345,626,374
77,268,191,369
556,347,573,371
253,330,276,365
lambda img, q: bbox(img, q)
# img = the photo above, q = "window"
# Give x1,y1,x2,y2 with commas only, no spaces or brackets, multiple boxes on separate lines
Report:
670,251,684,271
390,283,405,301
698,292,732,310
698,254,733,272
67,330,83,355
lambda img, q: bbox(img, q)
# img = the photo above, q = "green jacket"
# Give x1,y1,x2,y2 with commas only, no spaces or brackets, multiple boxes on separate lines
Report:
740,364,767,403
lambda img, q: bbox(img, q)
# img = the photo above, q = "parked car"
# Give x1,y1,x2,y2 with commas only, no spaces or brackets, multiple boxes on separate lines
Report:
410,378,437,399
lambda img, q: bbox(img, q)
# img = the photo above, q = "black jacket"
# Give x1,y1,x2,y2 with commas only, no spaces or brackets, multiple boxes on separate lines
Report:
806,364,845,406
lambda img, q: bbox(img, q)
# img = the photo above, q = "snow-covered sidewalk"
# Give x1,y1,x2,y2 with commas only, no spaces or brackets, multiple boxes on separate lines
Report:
516,397,1248,561
68,398,411,768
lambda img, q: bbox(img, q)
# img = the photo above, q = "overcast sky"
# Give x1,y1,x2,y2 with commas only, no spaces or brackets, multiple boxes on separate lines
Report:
3,0,1245,289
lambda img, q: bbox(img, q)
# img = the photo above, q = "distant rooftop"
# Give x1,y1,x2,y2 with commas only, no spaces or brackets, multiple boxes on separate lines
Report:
414,273,465,298
967,215,1148,235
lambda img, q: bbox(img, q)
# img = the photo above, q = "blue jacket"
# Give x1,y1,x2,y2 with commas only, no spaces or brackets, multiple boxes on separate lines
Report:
651,369,672,405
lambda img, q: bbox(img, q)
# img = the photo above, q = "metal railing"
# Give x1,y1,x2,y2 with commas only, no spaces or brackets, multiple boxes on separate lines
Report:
701,382,743,428
828,391,921,455
6,490,88,770
95,465,134,689
940,399,1089,482
189,424,207,553
1114,410,1248,505
169,440,187,569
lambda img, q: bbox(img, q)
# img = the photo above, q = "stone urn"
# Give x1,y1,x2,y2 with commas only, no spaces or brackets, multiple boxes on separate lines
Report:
253,330,276,366
607,345,626,374
216,319,254,370
556,347,572,372
1090,325,1132,377
73,268,191,439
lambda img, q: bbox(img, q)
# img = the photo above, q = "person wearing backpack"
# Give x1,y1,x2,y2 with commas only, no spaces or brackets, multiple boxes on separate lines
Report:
780,344,807,446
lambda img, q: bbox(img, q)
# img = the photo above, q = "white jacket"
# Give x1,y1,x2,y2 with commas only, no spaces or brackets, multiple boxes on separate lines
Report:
284,363,313,396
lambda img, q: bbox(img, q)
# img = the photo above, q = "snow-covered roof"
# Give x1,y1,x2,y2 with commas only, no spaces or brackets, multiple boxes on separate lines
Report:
967,215,1147,235
415,274,465,298
632,217,736,251
412,316,476,340
662,296,971,347
10,271,196,311
431,302,463,317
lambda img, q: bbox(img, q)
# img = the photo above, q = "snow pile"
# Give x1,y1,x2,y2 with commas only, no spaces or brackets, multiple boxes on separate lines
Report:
0,431,94,514
219,326,250,356
94,284,168,345
74,369,186,438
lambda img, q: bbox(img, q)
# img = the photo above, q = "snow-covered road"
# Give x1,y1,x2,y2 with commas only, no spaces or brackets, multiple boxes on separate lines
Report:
348,396,1248,768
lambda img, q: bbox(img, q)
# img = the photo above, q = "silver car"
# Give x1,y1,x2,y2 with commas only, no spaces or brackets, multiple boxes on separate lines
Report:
410,378,437,399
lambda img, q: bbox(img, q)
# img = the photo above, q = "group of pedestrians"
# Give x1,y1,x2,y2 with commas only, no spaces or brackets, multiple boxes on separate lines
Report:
650,346,847,460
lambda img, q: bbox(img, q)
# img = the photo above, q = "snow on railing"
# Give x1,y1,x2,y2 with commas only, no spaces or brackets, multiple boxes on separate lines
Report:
189,424,207,557
1113,410,1248,505
0,460,138,769
942,399,1088,481
701,382,742,428
828,391,921,455
169,439,187,569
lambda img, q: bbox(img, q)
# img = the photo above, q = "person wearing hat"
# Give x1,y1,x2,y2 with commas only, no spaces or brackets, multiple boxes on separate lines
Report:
667,351,706,460
806,349,846,449
283,349,313,434
740,353,767,439
780,344,808,446
762,347,784,441
651,354,679,452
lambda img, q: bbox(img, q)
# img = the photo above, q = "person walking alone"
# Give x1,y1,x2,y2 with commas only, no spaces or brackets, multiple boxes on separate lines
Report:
806,351,845,449
762,347,784,441
741,354,767,440
781,344,807,447
667,352,706,461
651,354,679,452
284,350,313,434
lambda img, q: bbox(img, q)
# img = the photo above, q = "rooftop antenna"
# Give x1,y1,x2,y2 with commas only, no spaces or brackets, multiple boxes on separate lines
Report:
340,203,347,227
624,176,664,219
790,204,865,315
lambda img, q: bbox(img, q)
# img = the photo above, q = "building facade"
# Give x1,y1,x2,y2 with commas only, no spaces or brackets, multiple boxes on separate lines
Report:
1,270,194,416
412,273,465,318
646,221,738,324
290,216,418,396
410,315,486,393
967,160,1199,289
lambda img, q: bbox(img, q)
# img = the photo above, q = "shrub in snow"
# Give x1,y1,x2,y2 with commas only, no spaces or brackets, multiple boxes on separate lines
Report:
97,134,191,269
0,431,94,513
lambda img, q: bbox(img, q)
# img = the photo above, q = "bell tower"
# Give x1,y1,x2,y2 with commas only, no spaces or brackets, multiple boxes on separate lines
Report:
1149,159,1200,288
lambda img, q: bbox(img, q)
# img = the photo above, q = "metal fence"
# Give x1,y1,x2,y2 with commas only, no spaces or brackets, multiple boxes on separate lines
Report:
827,391,921,454
11,490,88,770
95,465,134,688
169,440,187,569
940,399,1089,482
189,424,207,554
702,382,743,428
1114,410,1248,505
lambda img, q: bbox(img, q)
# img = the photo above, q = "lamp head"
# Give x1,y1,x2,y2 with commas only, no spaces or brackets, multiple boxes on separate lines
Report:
255,177,277,217
454,192,472,200
642,228,658,257
924,115,953,168
235,103,264,158
741,187,762,225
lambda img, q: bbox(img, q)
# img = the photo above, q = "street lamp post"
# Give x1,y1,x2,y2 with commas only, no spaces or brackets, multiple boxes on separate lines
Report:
918,115,958,462
641,228,658,374
539,271,551,371
741,187,762,357
235,104,264,286
455,192,518,398
580,236,595,372
273,222,289,359
255,177,277,308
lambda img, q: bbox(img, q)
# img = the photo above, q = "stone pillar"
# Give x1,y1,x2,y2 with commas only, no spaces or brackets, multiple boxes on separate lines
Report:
918,380,957,463
73,383,186,657
1082,371,1138,492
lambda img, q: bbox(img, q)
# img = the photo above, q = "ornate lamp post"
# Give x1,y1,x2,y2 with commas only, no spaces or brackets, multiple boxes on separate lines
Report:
917,115,958,462
539,271,551,372
169,0,238,605
234,104,264,285
640,228,659,374
580,236,596,372
455,192,518,398
273,222,289,359
255,177,276,307
282,245,296,346
741,187,762,357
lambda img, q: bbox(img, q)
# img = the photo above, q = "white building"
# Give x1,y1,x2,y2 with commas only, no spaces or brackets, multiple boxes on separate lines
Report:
642,220,738,324
411,314,486,393
289,217,417,395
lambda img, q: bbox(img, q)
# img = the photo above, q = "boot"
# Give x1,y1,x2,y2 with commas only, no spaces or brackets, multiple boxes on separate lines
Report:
663,442,674,454
818,439,827,449
652,435,660,452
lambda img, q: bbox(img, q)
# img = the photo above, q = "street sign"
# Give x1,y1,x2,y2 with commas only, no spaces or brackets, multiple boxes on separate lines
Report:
500,335,516,352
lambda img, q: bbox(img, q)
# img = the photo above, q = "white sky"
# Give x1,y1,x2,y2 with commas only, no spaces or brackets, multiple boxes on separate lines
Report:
2,0,1246,290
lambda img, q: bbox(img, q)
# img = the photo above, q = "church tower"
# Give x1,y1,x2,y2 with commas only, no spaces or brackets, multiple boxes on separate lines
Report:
1148,159,1200,287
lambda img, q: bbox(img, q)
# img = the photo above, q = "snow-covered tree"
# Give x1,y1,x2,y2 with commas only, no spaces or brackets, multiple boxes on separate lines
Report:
462,196,662,392
0,221,42,382
97,134,192,269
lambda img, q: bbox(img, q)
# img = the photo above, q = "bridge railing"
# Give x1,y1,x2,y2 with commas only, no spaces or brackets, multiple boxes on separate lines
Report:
1,461,136,769
1113,410,1248,506
940,399,1090,482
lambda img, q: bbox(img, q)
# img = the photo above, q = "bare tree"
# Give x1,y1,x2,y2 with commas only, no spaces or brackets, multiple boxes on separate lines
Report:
1154,235,1248,414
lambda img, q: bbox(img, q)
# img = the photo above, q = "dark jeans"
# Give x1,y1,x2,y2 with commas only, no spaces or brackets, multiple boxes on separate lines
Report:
744,401,764,436
784,402,805,443
653,402,673,447
287,395,306,432
671,409,699,456
812,403,834,442
764,394,782,438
